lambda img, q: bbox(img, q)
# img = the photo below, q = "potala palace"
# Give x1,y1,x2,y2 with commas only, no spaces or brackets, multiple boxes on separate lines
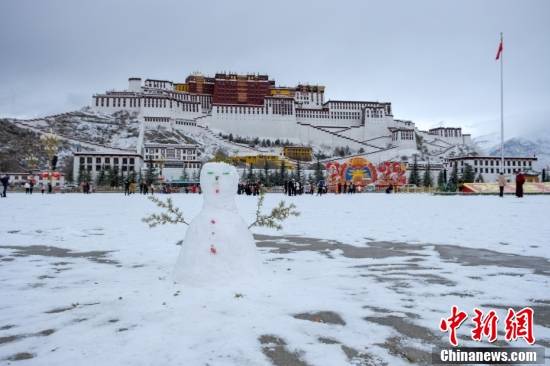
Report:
3,71,543,190
91,73,475,164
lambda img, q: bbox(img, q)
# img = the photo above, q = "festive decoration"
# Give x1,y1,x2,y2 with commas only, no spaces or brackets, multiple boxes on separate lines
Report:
325,158,407,190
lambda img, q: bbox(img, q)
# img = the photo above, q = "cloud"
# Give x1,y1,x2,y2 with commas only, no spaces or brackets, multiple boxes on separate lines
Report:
0,0,549,139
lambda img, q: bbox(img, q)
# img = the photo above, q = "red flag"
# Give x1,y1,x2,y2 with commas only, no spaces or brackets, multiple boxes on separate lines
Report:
496,40,503,60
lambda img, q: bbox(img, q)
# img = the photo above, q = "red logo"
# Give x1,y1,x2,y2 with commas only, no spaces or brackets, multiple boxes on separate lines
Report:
471,308,499,343
505,307,535,344
439,306,468,346
439,306,535,346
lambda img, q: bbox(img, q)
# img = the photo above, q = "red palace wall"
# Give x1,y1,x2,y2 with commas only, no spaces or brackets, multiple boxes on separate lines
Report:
185,75,215,95
213,77,273,105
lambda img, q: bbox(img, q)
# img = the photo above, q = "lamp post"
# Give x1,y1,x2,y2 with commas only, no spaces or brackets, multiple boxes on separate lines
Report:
25,154,38,174
40,130,60,193
158,155,165,182
25,154,38,190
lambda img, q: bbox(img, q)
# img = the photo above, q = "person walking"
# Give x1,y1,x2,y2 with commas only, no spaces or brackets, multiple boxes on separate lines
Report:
29,180,34,194
124,179,130,195
24,181,30,194
497,173,506,197
515,171,525,198
40,182,45,194
1,175,9,197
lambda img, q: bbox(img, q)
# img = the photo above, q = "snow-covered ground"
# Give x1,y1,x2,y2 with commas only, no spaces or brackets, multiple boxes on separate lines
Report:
0,193,549,365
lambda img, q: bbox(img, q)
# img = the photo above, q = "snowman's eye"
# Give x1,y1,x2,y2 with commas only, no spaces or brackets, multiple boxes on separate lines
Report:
207,171,214,175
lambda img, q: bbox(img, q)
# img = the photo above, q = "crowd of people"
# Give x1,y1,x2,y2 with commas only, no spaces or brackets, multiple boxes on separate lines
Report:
283,179,329,196
334,181,359,194
238,181,261,196
23,181,52,194
0,171,535,198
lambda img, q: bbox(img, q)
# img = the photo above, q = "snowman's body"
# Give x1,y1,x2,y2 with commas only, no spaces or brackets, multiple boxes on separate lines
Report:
173,162,259,285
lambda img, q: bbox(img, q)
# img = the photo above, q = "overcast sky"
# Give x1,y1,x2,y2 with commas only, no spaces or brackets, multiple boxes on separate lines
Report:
1,0,549,139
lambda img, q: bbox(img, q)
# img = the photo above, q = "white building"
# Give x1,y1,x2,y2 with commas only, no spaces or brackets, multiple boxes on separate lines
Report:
90,74,476,159
142,143,202,182
444,156,538,182
73,149,143,183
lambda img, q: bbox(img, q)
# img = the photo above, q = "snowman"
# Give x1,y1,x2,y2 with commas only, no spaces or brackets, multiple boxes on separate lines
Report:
173,162,259,285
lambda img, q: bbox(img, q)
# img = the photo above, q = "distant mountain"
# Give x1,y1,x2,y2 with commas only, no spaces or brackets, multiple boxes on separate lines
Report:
472,132,500,153
479,136,550,170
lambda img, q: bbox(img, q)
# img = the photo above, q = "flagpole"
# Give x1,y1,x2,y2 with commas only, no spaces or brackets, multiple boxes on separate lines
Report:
500,32,504,174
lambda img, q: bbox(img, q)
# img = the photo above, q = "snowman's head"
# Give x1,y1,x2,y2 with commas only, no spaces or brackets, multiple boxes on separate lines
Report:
200,162,238,203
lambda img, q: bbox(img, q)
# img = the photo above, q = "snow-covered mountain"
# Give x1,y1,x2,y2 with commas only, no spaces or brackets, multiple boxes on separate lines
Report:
474,133,550,170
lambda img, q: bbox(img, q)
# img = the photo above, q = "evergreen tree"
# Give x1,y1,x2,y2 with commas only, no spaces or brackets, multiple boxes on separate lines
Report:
78,168,91,184
96,168,107,186
422,162,433,187
191,168,200,182
447,163,459,192
314,157,325,183
408,155,420,186
110,166,121,187
129,170,136,184
437,170,446,191
296,160,303,183
247,163,254,181
263,159,270,186
462,163,475,183
279,159,287,185
62,156,74,183
144,161,157,186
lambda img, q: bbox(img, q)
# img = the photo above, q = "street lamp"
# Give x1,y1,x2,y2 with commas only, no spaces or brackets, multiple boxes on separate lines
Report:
25,154,39,188
40,130,60,193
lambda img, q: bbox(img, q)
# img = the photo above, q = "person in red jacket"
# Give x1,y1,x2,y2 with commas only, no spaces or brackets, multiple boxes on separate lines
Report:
515,171,525,198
